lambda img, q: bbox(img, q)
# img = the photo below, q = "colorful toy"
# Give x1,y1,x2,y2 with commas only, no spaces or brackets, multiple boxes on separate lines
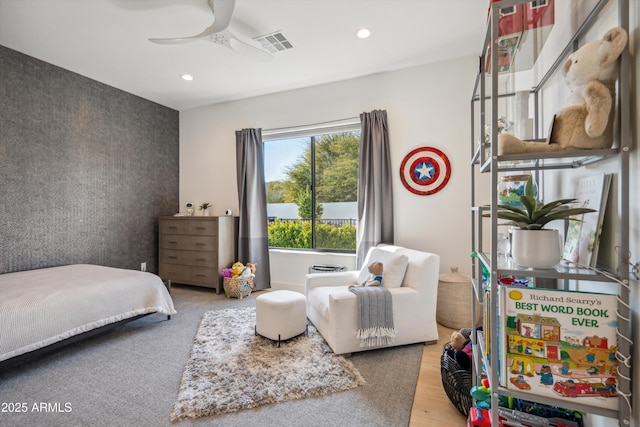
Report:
471,383,492,410
231,262,245,278
510,374,532,390
539,365,554,385
223,261,257,279
468,406,491,427
553,378,617,398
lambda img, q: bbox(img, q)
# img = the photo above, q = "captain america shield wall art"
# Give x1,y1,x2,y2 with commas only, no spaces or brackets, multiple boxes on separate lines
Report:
399,146,451,196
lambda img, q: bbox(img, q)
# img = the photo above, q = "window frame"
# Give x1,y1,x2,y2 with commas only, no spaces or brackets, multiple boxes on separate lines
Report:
263,119,361,253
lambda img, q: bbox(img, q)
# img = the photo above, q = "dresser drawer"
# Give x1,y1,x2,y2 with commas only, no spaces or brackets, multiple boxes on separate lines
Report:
159,263,217,288
160,249,217,268
160,220,188,235
158,215,236,293
187,219,218,236
160,234,218,251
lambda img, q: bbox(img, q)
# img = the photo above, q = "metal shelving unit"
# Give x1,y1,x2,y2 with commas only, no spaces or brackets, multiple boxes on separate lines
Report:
470,1,632,426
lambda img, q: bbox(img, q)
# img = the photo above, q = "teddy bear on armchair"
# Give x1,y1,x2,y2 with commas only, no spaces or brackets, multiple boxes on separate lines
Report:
348,261,383,288
498,27,628,155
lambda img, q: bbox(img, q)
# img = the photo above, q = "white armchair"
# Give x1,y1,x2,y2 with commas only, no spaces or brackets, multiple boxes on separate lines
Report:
305,244,440,355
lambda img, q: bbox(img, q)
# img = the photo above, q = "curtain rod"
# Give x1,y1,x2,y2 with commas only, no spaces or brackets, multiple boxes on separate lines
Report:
262,117,360,137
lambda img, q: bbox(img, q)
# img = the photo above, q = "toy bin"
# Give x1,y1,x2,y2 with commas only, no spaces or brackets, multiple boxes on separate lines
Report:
440,328,473,416
223,277,254,299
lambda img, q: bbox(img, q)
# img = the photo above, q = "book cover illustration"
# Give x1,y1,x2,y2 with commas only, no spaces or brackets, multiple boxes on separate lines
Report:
501,287,618,410
563,174,612,267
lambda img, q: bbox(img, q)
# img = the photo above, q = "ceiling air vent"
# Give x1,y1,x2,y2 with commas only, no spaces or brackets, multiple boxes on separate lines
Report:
254,31,293,54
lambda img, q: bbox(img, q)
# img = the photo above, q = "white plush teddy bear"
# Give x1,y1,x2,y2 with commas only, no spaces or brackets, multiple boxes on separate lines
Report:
498,27,627,155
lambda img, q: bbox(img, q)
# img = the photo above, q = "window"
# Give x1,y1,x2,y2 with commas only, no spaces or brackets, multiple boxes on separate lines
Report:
530,0,548,9
263,121,360,252
500,6,515,15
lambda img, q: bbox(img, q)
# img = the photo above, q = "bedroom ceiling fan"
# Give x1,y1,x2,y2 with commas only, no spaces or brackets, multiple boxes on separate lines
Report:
149,0,273,62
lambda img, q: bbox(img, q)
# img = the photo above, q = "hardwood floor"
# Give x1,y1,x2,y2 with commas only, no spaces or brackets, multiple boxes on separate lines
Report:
409,323,469,427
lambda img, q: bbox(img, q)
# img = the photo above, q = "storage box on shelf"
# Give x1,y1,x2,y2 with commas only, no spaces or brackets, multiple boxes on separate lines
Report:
470,1,631,426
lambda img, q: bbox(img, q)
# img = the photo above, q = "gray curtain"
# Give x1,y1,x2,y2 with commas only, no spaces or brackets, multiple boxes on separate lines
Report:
356,110,394,268
236,128,271,290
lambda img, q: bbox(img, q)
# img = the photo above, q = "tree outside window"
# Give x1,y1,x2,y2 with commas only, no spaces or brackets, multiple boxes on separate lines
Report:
264,130,359,251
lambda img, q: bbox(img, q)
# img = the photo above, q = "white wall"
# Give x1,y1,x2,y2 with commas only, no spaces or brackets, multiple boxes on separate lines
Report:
180,5,639,424
180,55,478,290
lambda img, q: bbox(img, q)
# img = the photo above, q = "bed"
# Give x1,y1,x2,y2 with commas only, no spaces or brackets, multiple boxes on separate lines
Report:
0,264,177,367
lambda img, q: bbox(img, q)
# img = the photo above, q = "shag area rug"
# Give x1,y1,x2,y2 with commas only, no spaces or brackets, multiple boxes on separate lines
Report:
170,307,366,422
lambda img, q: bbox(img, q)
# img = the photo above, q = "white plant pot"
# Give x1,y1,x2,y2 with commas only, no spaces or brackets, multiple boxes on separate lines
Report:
510,229,562,269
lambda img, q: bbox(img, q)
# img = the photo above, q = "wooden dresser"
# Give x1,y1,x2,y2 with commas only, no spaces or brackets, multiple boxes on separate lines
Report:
158,216,237,293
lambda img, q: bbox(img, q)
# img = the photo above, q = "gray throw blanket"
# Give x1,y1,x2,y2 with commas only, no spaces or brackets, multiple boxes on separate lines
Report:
349,286,396,347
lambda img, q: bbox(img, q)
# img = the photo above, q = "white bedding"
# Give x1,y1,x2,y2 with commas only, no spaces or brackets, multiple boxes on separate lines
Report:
0,264,177,362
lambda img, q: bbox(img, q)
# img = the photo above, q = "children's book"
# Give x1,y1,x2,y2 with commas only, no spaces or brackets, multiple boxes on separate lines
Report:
562,174,612,268
500,286,618,410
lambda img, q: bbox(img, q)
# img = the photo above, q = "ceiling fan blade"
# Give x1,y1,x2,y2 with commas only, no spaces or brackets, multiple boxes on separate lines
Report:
149,26,212,45
149,0,271,62
229,37,273,62
208,0,235,33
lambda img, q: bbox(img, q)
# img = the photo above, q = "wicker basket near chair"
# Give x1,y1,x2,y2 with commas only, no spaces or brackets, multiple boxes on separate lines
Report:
440,328,473,416
436,267,481,329
223,277,254,299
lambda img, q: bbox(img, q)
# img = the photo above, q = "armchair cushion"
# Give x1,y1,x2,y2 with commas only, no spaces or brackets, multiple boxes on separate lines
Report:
357,248,409,288
307,285,350,322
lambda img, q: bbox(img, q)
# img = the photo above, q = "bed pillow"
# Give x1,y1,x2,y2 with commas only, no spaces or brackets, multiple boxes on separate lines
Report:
358,248,409,288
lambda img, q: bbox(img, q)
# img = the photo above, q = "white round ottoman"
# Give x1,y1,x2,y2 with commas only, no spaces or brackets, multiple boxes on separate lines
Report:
255,290,307,346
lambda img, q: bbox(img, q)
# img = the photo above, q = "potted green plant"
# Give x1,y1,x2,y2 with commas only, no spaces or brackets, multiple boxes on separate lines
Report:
199,202,211,216
496,176,596,268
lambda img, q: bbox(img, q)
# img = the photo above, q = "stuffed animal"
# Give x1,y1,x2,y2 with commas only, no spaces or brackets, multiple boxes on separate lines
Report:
246,262,257,275
498,27,628,155
447,330,473,371
349,261,383,288
240,262,257,278
230,262,245,278
449,331,467,350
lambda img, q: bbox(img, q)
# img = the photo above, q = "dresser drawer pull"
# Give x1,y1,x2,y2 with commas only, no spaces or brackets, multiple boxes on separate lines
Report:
196,243,206,246
168,241,178,244
195,226,206,230
168,226,178,230
195,274,206,278
168,256,178,259
195,258,206,262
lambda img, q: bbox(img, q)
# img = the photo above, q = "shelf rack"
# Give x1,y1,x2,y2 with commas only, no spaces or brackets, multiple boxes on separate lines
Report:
470,1,632,426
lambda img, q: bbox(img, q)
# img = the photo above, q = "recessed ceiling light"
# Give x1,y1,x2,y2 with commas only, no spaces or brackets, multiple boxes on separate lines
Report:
181,74,194,81
355,28,371,39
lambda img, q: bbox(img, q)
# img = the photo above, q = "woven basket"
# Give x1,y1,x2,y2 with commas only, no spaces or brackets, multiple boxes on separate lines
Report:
436,267,481,329
223,277,254,299
440,329,473,416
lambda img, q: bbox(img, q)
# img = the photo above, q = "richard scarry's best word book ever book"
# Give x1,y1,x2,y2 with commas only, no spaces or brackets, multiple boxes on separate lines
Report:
501,286,618,410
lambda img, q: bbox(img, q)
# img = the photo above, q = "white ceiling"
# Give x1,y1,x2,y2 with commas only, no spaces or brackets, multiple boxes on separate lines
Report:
0,0,488,111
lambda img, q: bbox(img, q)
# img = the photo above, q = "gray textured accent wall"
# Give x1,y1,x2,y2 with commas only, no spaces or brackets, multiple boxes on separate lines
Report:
0,45,179,274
